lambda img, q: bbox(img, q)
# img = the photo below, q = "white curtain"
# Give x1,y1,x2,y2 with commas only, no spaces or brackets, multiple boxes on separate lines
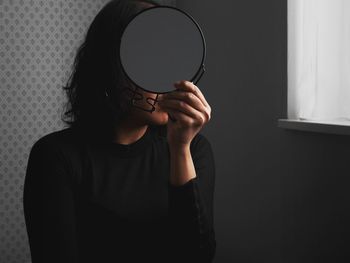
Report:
288,0,350,124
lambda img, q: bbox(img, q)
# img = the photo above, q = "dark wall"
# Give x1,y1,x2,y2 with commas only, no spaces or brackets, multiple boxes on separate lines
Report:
177,0,350,262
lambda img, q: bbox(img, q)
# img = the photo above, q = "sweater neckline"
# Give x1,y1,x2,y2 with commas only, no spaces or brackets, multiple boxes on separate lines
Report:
107,125,154,157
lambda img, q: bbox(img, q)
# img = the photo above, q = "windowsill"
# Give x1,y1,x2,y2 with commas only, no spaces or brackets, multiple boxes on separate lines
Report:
278,119,350,136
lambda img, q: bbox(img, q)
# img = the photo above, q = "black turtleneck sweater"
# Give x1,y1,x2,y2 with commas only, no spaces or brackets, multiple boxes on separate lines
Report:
23,124,216,263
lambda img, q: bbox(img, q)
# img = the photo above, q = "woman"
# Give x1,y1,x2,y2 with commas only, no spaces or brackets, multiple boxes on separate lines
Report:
23,0,216,262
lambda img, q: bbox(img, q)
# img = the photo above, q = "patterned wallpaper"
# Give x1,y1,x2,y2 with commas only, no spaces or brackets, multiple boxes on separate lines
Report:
0,0,176,262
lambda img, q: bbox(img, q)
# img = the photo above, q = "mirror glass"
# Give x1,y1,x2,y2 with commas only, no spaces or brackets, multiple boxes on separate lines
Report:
119,6,206,94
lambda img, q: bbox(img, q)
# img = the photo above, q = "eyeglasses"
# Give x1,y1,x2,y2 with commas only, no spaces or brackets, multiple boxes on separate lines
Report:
106,85,160,113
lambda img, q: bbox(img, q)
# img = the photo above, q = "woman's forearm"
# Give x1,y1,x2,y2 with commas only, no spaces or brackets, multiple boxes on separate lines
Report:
168,143,196,186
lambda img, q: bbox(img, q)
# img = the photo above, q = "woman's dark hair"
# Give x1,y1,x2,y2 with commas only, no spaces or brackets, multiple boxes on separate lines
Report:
61,0,160,140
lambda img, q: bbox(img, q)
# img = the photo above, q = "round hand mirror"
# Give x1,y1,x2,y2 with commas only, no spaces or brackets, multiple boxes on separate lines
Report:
119,5,206,97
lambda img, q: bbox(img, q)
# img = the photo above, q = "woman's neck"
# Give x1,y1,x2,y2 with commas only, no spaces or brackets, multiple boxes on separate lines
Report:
112,119,148,145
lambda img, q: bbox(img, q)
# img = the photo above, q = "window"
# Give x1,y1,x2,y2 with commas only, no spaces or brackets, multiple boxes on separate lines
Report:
287,0,350,126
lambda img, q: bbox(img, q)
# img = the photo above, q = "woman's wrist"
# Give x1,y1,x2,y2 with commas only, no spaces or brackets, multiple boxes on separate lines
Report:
168,142,191,153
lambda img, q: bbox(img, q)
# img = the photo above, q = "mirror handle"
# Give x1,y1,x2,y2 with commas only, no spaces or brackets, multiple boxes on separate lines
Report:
192,64,205,85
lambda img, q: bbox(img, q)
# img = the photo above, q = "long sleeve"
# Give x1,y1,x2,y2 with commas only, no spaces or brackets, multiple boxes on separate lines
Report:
168,133,216,263
23,137,79,263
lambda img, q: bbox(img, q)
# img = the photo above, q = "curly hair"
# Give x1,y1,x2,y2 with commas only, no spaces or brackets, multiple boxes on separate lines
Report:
61,0,160,140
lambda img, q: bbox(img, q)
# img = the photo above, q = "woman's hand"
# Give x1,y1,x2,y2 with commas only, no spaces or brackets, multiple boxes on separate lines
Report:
157,80,212,149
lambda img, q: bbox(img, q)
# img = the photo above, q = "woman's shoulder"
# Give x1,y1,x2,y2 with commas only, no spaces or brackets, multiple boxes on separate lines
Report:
29,127,82,161
25,128,86,188
32,127,77,147
27,128,85,180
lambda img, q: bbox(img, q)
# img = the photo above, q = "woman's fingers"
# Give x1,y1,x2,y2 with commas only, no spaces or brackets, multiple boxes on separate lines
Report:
174,80,210,108
161,90,206,113
160,80,211,122
159,99,206,126
164,107,205,126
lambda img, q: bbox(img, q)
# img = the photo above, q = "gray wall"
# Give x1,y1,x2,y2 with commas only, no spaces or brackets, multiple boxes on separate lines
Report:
1,0,177,262
1,0,178,262
0,1,111,262
177,0,350,262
